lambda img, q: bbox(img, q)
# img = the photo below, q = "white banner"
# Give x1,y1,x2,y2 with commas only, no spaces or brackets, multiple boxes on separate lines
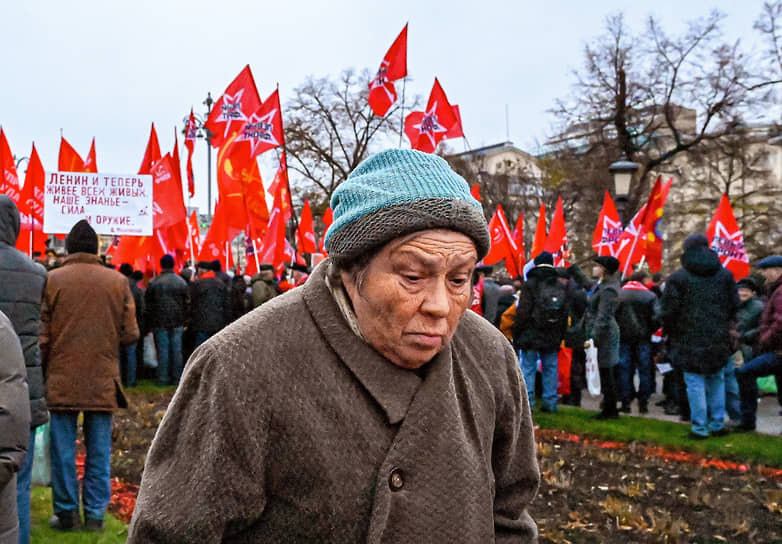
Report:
43,171,153,235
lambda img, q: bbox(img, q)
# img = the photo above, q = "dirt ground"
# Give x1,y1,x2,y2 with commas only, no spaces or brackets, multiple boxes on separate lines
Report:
113,390,782,543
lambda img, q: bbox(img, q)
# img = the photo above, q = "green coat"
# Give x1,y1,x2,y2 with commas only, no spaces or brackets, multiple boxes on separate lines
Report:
129,261,540,543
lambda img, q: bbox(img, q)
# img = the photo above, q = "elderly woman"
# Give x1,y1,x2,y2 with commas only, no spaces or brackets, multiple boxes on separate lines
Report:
128,149,539,543
585,255,622,419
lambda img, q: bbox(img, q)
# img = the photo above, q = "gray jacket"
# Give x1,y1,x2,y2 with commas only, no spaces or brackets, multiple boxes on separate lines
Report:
0,309,30,542
0,195,48,427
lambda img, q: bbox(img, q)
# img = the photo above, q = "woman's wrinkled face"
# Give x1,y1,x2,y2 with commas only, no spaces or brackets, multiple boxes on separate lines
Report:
341,229,478,369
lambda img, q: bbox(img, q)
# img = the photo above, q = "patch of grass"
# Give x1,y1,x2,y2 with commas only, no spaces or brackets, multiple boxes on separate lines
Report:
534,405,782,468
30,486,127,543
123,379,176,396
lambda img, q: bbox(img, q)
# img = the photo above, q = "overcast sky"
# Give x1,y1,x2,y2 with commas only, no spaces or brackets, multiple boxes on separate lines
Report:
0,0,767,213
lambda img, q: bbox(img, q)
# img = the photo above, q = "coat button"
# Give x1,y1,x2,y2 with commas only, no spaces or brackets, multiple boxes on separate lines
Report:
389,468,404,491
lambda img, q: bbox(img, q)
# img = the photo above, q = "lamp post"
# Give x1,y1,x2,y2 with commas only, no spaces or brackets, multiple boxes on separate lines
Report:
183,92,215,218
608,157,639,225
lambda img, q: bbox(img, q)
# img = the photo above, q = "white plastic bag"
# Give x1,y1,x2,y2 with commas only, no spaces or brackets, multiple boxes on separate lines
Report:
585,339,601,396
32,422,51,487
143,332,158,369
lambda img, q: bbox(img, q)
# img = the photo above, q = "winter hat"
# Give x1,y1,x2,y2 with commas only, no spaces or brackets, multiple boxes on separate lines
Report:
683,233,709,250
324,149,489,267
736,276,760,292
755,255,782,268
160,254,175,270
593,255,620,275
65,220,98,255
533,251,554,267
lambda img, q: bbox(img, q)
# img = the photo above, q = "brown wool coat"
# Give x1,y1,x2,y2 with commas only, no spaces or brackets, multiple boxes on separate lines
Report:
128,261,540,543
41,253,139,411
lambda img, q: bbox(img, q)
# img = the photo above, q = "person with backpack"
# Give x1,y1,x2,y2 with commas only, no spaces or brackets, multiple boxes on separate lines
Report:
512,251,570,413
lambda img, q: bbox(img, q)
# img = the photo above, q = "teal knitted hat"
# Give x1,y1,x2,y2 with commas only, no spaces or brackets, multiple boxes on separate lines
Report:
324,149,489,266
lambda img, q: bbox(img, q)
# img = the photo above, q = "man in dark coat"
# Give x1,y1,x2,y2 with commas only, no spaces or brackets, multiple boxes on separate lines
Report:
512,251,570,413
189,261,232,348
0,195,47,543
250,264,279,308
129,148,539,542
735,256,782,431
0,310,30,544
661,234,737,438
42,220,139,530
144,255,189,385
119,263,145,387
616,271,660,414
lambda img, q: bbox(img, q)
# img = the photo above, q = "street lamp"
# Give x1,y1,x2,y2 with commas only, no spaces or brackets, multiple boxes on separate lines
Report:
183,92,215,218
609,157,639,225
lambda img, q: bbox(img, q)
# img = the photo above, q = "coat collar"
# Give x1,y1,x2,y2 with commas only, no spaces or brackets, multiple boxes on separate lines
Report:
302,260,445,425
62,253,102,266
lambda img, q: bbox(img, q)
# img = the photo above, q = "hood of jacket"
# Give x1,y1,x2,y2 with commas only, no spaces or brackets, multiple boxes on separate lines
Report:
0,194,20,246
680,245,722,277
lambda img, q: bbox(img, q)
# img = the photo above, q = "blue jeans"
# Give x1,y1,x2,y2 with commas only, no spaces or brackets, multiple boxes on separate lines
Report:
520,349,559,411
723,357,741,422
120,343,137,387
684,370,725,436
50,411,113,521
618,341,652,405
154,327,184,385
193,331,212,349
16,428,35,544
736,352,782,426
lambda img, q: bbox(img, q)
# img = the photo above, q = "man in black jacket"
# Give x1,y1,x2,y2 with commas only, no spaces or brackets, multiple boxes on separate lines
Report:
0,195,47,543
616,271,660,414
145,255,189,385
119,263,145,387
661,234,738,438
190,262,232,348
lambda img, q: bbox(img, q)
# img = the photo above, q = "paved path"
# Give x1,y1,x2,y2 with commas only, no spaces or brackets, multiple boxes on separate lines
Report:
579,383,782,435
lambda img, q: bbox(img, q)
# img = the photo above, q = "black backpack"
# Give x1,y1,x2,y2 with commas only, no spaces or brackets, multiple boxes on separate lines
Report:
531,275,568,327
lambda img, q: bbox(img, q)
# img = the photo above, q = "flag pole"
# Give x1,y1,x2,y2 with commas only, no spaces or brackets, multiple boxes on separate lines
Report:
251,237,260,272
622,227,643,280
398,77,406,148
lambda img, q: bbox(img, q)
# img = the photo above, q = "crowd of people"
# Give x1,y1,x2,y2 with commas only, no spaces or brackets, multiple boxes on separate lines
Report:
0,148,781,540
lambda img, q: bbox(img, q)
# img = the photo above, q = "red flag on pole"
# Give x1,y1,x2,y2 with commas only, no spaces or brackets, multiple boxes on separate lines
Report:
616,204,648,277
83,138,98,173
319,207,333,253
511,212,526,270
444,104,465,139
243,158,270,240
231,88,284,159
403,78,458,153
58,137,85,172
296,199,318,254
368,23,408,117
641,177,673,273
138,123,161,175
470,183,481,202
185,109,197,197
592,191,623,256
267,151,292,222
204,65,262,149
0,128,20,205
706,193,750,280
199,198,239,265
543,196,570,267
484,205,521,278
16,144,47,255
530,202,547,259
151,154,187,230
260,186,289,271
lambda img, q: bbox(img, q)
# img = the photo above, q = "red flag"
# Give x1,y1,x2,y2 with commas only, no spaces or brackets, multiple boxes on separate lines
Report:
707,194,750,280
511,212,526,270
320,206,333,253
368,23,408,116
83,138,98,173
231,88,284,159
185,211,202,263
543,196,570,267
185,109,197,198
260,187,288,271
58,137,85,172
296,199,318,253
592,191,623,257
530,203,547,258
404,78,458,153
138,123,161,175
267,152,292,222
199,198,239,265
151,153,187,230
204,65,262,149
641,177,673,273
615,204,648,277
216,132,251,232
172,128,183,190
444,104,465,139
0,129,20,205
484,205,521,278
470,183,481,202
16,144,47,255
243,157,269,239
